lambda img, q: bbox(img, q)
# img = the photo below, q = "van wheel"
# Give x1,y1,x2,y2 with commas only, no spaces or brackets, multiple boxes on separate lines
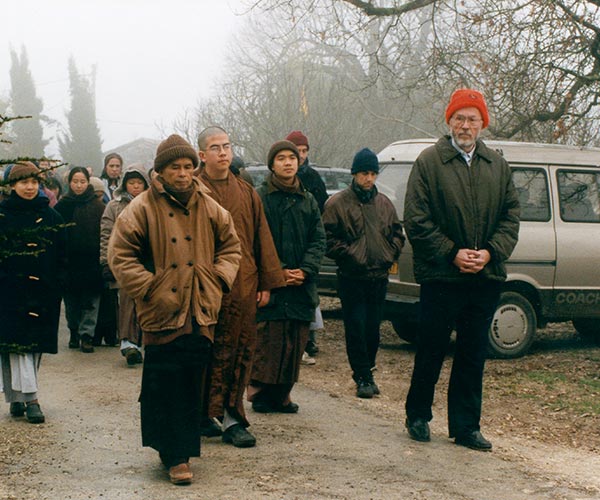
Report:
391,317,419,344
572,319,600,345
488,292,536,359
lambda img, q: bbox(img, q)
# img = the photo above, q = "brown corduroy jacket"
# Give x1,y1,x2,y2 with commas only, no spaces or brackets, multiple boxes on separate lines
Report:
107,177,241,341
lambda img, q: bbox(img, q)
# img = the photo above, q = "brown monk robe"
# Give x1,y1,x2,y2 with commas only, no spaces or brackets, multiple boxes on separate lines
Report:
198,166,284,445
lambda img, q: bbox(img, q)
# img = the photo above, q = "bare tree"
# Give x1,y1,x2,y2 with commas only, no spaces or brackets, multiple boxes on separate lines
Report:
248,0,600,145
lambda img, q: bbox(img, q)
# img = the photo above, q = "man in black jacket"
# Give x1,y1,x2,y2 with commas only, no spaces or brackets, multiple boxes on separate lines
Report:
403,89,520,451
323,148,404,398
285,130,329,362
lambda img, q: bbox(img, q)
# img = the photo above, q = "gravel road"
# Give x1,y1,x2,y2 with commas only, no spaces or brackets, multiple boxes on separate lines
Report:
1,314,600,500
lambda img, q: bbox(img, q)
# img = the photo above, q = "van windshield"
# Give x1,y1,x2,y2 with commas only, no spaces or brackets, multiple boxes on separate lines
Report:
377,162,413,219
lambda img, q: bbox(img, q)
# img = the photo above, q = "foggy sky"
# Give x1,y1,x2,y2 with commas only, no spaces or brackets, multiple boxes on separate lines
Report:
2,0,245,157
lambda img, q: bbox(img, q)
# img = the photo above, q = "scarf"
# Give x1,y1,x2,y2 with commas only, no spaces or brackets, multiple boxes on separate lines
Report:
158,176,195,206
352,179,378,204
269,172,302,194
56,185,97,222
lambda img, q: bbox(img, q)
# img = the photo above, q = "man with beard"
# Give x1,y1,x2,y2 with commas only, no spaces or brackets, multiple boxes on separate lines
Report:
403,89,520,451
196,126,284,448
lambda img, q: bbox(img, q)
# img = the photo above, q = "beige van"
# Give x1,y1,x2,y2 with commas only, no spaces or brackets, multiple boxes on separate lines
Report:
330,138,600,358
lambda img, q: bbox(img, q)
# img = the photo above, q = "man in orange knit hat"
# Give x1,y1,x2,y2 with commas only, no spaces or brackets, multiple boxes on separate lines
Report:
403,89,520,451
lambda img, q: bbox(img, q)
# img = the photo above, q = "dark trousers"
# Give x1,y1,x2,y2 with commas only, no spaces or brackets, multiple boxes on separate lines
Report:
405,281,501,437
337,274,388,381
140,334,211,461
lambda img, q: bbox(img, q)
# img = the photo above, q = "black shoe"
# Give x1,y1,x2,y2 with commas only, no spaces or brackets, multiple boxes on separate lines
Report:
276,402,299,414
26,403,45,424
103,336,119,347
405,417,431,442
252,400,275,413
370,379,380,395
68,332,80,349
124,348,143,366
305,340,319,357
200,418,222,437
80,336,94,353
10,402,25,417
91,336,103,347
356,379,374,399
455,430,492,451
222,424,256,448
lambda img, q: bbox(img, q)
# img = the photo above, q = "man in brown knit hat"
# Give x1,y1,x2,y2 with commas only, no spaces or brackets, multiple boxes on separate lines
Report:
108,134,241,485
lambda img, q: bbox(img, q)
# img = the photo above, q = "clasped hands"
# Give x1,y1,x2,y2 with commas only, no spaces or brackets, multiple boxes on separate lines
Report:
453,248,491,274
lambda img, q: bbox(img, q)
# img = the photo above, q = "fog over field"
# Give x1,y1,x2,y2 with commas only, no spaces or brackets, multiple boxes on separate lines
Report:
1,0,245,154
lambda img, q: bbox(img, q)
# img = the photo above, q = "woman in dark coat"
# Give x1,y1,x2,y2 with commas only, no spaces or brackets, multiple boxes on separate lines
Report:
0,162,67,423
55,167,105,353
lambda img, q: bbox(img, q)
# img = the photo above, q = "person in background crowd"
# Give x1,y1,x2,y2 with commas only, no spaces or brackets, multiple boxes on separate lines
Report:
0,162,67,423
44,176,63,202
403,88,520,451
285,130,328,365
247,140,325,414
101,153,123,202
100,164,149,365
108,134,241,485
89,176,119,347
196,126,283,448
55,167,105,354
323,148,404,399
229,155,255,186
90,177,107,201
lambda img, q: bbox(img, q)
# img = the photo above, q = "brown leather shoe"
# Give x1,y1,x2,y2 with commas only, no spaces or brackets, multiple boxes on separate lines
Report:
168,462,193,485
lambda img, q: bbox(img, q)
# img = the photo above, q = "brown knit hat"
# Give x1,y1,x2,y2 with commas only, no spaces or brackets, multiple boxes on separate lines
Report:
267,140,300,170
285,130,309,149
154,134,199,172
445,88,490,129
8,161,41,184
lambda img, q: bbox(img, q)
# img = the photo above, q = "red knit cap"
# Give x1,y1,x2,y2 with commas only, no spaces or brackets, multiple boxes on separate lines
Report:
445,89,490,129
285,130,309,149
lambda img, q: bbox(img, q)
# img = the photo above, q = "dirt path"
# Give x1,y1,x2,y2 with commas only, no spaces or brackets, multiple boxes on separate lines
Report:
2,320,600,500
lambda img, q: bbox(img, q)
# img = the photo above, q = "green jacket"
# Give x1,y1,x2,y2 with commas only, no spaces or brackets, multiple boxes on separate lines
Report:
404,136,520,284
256,177,326,322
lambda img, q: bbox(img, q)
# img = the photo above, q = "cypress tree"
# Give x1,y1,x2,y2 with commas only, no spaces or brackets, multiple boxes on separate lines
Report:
58,57,103,172
8,46,47,158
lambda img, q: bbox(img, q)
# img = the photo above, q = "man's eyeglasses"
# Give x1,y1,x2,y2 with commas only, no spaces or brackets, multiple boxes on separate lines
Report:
452,115,482,126
208,144,231,153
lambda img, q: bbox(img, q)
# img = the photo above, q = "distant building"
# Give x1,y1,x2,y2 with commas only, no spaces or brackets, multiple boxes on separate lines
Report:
104,138,160,171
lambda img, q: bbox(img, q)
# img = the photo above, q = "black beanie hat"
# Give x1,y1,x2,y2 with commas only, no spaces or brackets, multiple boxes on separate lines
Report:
351,148,379,175
154,134,199,172
267,140,300,170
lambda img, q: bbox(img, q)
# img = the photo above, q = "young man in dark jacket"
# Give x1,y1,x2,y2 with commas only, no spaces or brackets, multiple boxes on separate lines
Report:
322,148,404,398
248,140,326,413
403,89,520,451
285,130,328,362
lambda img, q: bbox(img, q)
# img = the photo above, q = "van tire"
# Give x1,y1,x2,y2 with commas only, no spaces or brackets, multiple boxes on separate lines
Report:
572,319,600,345
488,292,536,359
391,317,419,344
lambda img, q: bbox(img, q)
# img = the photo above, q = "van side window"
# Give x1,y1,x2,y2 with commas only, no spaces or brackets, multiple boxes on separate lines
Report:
558,171,600,223
511,168,550,222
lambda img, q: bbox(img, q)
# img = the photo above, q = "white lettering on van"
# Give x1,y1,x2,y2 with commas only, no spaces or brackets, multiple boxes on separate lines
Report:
555,291,600,305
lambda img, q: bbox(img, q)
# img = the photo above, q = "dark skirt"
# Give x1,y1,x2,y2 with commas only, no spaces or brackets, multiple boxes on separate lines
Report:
140,334,211,457
250,320,309,385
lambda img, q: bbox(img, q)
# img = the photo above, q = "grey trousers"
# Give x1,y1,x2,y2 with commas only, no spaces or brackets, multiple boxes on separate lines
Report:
63,290,101,339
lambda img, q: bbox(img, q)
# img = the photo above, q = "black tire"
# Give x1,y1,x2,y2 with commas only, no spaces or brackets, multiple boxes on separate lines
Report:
391,317,419,343
488,291,537,358
572,319,600,345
